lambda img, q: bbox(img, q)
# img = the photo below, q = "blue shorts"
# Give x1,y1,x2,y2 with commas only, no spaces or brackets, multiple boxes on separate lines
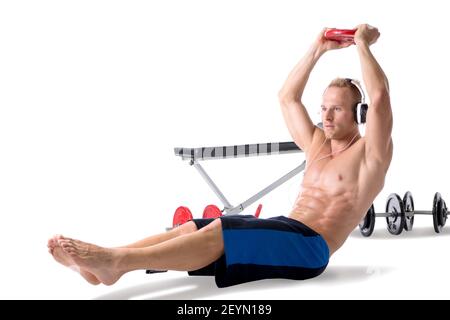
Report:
188,215,329,288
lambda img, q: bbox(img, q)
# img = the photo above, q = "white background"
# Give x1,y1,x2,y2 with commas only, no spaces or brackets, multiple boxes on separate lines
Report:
1,0,450,299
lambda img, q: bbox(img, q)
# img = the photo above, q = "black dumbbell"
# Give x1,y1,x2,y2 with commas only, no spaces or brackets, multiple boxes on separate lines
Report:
359,191,448,237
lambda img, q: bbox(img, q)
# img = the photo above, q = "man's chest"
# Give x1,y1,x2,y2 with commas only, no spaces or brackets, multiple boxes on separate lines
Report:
304,146,364,194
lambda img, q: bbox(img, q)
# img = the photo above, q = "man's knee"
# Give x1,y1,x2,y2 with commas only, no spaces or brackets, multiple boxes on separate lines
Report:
201,218,222,233
199,219,223,248
174,221,198,236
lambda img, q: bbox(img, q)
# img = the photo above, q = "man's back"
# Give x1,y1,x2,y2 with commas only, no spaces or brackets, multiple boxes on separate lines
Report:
289,128,393,255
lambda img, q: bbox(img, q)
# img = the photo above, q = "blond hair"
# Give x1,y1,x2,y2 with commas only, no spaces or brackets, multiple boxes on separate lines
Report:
326,78,362,106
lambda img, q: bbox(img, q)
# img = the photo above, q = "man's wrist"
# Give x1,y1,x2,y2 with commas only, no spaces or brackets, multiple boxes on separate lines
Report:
355,40,369,50
310,43,325,59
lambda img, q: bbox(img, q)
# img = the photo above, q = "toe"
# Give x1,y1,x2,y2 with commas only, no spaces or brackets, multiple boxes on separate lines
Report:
60,240,71,250
48,238,55,248
58,239,69,246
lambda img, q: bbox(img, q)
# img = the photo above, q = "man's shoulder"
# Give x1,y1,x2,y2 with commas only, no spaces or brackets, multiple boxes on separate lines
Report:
309,128,326,147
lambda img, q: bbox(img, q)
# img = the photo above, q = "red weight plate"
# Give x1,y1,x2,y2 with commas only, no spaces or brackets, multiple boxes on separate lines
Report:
203,204,223,219
173,206,193,227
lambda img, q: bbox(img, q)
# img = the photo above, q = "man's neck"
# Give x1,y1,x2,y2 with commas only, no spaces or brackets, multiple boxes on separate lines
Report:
330,131,361,154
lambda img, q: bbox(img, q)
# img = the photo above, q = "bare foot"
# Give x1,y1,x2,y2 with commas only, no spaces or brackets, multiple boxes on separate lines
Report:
58,236,125,286
48,235,101,285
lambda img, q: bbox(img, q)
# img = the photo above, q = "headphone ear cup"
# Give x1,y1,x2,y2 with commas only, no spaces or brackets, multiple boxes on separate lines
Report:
360,103,368,124
355,103,369,124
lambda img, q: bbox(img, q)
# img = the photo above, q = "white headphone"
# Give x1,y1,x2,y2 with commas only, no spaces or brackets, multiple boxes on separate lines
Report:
346,78,368,124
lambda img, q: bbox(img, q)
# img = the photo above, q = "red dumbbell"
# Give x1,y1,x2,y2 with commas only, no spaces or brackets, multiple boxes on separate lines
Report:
324,28,356,43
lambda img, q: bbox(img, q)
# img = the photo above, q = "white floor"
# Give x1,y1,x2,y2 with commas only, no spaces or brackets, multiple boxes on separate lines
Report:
3,216,450,300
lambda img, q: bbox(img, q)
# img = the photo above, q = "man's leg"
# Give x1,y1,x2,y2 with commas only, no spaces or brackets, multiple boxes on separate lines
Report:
49,221,199,284
58,219,224,285
121,221,198,248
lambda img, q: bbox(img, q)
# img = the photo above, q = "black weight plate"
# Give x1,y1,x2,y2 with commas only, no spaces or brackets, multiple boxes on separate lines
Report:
403,191,415,231
442,201,448,228
386,193,405,235
359,204,376,237
433,192,443,233
438,197,447,228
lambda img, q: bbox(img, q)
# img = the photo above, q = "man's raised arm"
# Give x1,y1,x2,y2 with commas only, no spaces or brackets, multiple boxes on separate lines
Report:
278,29,352,153
354,24,393,166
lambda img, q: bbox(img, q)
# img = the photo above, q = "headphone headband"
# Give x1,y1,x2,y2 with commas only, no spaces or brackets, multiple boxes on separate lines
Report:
345,78,365,104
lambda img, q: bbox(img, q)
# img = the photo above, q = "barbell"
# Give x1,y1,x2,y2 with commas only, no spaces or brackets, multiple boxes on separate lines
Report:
359,191,448,237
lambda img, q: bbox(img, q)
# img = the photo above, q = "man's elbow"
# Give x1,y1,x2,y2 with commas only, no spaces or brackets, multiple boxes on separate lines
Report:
278,93,298,106
370,89,390,108
278,89,298,106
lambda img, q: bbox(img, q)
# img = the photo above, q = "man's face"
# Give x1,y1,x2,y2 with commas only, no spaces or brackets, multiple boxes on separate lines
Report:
321,87,356,139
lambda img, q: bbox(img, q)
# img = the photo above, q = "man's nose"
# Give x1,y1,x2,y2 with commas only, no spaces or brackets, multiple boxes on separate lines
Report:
324,109,334,120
